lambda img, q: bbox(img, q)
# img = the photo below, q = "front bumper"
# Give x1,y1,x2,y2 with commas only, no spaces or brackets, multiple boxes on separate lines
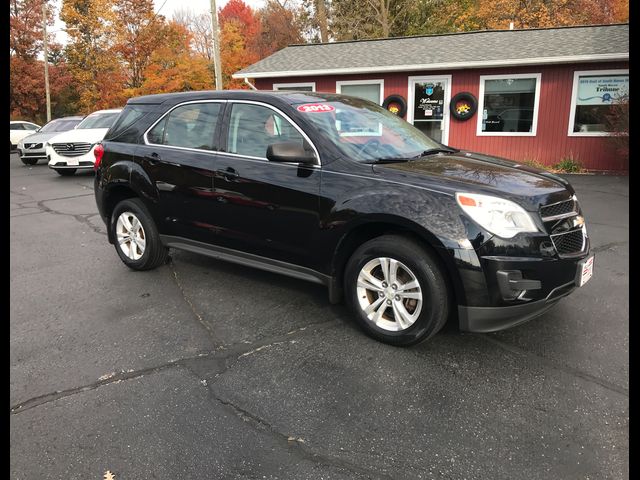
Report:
19,147,47,161
47,150,95,171
458,252,592,333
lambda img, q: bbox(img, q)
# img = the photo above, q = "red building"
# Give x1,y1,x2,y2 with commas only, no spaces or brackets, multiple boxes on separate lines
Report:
234,24,629,172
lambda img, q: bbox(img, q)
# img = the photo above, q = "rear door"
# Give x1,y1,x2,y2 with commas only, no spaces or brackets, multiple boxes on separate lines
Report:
212,101,321,267
134,100,225,245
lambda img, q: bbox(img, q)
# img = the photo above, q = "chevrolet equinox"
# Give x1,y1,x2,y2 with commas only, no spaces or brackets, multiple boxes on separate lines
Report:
94,91,594,346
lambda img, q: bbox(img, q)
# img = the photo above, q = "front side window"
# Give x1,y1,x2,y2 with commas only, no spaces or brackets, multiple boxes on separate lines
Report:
24,123,39,130
76,112,121,129
147,103,221,150
227,103,306,158
478,74,541,135
569,71,629,135
337,81,383,105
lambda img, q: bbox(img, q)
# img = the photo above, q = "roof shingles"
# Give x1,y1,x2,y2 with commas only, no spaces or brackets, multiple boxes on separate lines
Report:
234,24,628,78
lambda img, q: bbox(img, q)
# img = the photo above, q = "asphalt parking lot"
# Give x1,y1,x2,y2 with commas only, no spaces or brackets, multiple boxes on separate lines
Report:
10,151,628,479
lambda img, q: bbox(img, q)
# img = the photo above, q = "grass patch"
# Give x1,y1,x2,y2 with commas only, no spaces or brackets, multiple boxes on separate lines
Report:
552,157,585,173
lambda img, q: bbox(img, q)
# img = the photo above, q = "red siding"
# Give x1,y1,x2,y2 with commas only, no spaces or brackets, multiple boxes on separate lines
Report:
254,61,628,171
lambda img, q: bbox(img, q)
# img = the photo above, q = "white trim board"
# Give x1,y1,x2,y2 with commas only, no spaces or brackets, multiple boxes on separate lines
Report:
233,53,628,79
567,68,629,137
476,72,542,137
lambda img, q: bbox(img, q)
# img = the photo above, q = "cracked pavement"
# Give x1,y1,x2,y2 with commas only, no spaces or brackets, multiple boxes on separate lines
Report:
10,153,628,479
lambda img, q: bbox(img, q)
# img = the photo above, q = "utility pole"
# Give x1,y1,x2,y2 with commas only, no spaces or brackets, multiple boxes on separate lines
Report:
209,0,223,90
43,1,51,122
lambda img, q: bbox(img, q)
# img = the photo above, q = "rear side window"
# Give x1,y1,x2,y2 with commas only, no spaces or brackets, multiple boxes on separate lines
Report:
105,105,151,143
11,123,24,130
147,102,221,151
227,103,305,158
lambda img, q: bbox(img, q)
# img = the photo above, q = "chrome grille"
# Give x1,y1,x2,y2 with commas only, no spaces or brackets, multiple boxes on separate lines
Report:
24,143,43,149
540,198,577,221
52,142,92,157
550,228,585,256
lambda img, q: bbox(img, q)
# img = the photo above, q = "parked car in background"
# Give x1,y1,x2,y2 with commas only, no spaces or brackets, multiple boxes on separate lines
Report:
10,121,41,150
94,91,594,347
17,116,84,165
46,109,121,176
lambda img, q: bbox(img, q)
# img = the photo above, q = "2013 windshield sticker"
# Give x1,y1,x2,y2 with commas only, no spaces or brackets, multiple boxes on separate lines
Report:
297,104,335,113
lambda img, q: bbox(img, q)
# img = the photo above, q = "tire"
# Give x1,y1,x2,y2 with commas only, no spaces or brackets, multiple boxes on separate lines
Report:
450,92,478,121
110,198,168,271
21,158,38,165
10,142,14,151
55,169,77,176
382,94,408,118
344,235,450,346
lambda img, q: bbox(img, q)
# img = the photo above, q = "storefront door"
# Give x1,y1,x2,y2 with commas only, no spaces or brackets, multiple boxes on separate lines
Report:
407,75,452,144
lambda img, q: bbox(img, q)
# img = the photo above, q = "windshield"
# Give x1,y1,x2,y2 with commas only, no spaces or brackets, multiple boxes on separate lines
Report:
39,119,82,133
298,98,444,162
76,112,120,129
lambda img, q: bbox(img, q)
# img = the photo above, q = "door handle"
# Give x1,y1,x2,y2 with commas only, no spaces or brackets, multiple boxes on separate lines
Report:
145,152,161,165
217,167,239,180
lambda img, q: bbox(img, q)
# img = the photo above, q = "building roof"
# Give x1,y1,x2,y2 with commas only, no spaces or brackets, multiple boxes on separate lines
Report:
233,23,628,79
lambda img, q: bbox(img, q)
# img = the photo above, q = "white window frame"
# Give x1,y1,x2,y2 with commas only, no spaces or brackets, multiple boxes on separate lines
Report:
407,75,452,145
335,79,385,105
567,68,629,137
272,82,316,92
476,73,542,137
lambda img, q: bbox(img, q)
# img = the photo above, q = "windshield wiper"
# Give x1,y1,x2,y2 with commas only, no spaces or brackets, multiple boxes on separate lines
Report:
411,147,458,159
363,158,412,164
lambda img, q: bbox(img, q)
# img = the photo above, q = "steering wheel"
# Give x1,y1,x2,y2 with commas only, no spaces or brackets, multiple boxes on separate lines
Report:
357,139,382,157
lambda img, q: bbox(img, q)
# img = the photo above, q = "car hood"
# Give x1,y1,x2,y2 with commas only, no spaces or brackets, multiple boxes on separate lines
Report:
19,131,70,145
372,150,573,211
47,128,110,145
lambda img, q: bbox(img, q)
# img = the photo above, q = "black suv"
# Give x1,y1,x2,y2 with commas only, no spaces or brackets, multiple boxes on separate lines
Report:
95,91,594,346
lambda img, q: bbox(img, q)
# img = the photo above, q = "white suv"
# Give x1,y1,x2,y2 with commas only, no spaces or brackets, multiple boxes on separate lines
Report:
10,121,41,150
47,109,121,176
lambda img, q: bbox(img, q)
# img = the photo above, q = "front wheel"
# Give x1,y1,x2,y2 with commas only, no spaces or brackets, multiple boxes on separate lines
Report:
110,198,168,271
55,169,76,176
344,235,450,346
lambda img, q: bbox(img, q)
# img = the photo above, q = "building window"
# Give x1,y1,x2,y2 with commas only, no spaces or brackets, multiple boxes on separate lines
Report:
272,82,316,92
568,69,629,136
336,80,384,105
477,73,541,136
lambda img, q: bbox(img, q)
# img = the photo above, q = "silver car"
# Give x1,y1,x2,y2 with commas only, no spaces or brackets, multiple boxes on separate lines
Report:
17,116,84,165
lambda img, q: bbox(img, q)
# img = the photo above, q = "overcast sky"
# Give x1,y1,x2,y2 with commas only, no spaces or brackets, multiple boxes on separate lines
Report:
51,0,266,44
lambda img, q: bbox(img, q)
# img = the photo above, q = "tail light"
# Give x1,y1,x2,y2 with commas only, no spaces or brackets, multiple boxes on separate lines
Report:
93,143,104,171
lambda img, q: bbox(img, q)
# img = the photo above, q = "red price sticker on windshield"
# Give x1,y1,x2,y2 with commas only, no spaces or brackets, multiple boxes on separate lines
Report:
297,103,335,113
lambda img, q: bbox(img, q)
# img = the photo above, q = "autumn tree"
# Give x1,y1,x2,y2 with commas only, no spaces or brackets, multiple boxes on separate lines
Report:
113,0,166,91
61,0,127,112
256,0,304,57
173,7,214,61
137,22,213,95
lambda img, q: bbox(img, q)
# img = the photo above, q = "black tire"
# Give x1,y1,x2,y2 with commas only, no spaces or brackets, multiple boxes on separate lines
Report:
21,158,38,165
55,169,77,176
10,142,14,151
382,94,408,118
344,235,450,346
110,198,168,271
450,92,478,121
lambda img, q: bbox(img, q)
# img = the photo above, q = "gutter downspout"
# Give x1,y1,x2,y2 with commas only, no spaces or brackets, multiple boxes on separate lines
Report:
244,78,257,90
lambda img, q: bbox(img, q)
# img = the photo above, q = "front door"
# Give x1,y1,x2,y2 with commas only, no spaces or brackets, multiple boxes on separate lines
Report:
407,76,452,145
212,101,321,268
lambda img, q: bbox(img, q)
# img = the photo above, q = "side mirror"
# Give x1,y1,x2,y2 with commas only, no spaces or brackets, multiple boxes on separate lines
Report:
266,141,316,165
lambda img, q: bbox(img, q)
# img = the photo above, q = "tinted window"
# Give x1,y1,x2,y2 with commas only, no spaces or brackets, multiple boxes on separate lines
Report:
227,103,306,158
76,112,120,129
24,123,39,130
148,103,221,150
10,123,24,130
106,104,156,143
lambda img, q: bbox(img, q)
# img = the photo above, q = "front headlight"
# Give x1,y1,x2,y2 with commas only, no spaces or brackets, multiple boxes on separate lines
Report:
455,192,538,239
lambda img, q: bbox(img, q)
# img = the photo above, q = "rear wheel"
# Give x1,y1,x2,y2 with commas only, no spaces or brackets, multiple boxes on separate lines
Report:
21,158,38,165
111,198,168,271
344,235,450,346
55,169,76,176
